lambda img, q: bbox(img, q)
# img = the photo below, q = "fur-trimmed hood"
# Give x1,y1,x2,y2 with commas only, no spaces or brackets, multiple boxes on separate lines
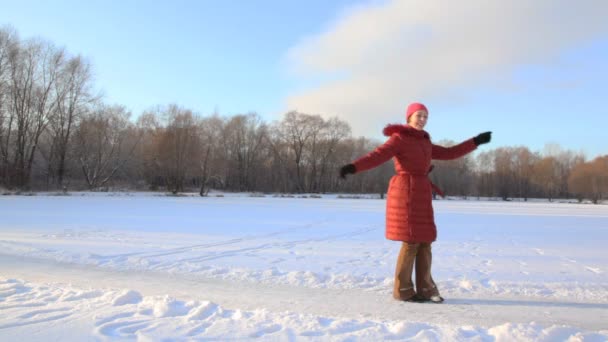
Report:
382,124,430,140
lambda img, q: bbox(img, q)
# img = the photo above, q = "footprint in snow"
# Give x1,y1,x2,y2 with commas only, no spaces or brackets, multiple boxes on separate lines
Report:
96,319,150,337
186,323,212,336
18,307,71,319
112,290,143,306
95,312,136,326
250,324,282,338
0,312,72,329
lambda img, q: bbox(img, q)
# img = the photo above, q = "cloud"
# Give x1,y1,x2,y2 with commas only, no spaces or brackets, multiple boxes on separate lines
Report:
284,0,608,136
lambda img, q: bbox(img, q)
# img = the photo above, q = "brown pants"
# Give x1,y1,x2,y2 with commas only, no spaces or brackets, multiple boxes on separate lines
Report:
393,242,440,300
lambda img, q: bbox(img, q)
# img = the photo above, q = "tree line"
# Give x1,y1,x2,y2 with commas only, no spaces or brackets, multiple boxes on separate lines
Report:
1,26,606,202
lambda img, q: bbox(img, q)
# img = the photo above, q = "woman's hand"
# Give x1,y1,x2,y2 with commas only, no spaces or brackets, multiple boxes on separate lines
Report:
339,164,356,179
473,131,492,146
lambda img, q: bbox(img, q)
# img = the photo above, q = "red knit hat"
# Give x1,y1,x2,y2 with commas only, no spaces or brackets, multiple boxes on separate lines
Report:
406,102,428,122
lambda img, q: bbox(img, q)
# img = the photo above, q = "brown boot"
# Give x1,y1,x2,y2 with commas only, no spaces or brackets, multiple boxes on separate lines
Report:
393,242,419,301
415,242,441,300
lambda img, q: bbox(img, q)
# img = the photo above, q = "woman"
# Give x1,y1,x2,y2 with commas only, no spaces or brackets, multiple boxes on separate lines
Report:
339,102,491,303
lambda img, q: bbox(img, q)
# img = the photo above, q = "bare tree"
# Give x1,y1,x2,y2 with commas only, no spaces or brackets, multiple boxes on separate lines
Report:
73,104,138,190
156,105,200,194
474,150,496,198
273,111,325,192
266,112,353,193
8,39,65,188
300,114,325,193
494,148,517,200
531,156,561,201
46,55,94,188
511,147,536,200
0,26,18,187
310,117,350,193
568,156,608,204
198,114,225,195
222,113,267,191
133,111,163,190
556,149,586,198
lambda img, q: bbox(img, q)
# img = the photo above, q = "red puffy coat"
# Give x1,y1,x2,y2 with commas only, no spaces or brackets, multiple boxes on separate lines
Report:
352,124,477,242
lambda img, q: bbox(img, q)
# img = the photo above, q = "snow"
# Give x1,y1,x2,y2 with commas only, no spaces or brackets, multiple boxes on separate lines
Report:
1,193,607,341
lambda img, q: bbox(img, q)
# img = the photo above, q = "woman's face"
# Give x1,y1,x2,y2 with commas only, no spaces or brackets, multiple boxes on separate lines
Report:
409,110,428,130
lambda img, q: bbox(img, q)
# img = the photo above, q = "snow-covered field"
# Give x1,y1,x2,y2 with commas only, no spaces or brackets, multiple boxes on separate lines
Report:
1,193,607,341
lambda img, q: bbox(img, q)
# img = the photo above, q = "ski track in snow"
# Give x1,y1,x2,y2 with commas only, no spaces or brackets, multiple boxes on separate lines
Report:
1,194,608,340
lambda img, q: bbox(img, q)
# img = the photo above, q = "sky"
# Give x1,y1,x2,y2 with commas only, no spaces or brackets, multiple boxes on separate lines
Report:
1,0,607,158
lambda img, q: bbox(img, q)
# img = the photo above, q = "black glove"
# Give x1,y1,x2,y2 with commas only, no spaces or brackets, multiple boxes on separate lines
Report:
339,164,356,179
473,131,492,146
